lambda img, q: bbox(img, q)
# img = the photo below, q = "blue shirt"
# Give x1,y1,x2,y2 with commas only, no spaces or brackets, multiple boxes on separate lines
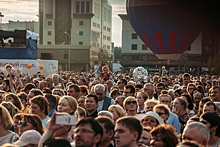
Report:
167,112,181,134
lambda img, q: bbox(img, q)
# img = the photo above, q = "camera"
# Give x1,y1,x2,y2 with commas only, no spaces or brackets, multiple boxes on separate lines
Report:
55,115,77,126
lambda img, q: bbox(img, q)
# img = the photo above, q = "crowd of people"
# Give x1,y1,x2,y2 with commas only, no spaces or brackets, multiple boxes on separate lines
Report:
0,64,219,147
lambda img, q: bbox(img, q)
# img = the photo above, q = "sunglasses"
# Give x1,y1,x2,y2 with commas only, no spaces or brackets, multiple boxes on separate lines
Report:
18,121,28,127
126,101,136,105
156,112,166,116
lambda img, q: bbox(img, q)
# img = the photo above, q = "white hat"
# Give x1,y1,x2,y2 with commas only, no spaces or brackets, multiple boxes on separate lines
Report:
143,111,164,125
14,130,41,146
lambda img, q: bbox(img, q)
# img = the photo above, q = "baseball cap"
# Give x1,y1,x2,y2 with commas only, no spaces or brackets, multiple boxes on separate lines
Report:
14,130,41,146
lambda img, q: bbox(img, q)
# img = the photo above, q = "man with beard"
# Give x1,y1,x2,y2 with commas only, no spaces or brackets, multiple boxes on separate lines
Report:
73,117,103,147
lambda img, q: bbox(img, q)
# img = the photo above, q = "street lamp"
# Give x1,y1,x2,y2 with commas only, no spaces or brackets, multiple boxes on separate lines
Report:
64,31,71,71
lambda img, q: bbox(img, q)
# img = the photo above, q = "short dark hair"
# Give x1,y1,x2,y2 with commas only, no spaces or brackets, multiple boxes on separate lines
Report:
86,94,99,103
43,139,71,147
76,117,103,138
45,94,57,110
204,101,216,111
68,84,80,93
200,112,220,137
116,116,142,142
96,116,115,133
125,85,135,95
29,95,49,115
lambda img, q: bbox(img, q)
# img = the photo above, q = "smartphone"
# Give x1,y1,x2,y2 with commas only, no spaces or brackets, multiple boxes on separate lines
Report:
55,115,77,126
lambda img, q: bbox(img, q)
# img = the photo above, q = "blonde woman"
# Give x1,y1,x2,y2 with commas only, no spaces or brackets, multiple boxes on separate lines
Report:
123,96,138,116
108,105,125,122
0,105,19,145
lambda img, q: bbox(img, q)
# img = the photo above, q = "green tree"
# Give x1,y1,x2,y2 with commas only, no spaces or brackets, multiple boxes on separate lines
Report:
113,46,122,61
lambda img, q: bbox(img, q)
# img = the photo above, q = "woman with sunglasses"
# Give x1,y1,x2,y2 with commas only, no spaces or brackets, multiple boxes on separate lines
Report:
123,96,138,116
153,104,170,124
18,114,44,135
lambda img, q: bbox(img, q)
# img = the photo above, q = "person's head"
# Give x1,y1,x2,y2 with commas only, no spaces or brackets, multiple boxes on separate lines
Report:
108,105,125,122
4,93,24,111
17,92,28,108
200,111,220,137
153,104,170,122
144,100,158,113
14,130,41,147
143,83,155,98
18,114,44,135
52,88,65,96
13,113,24,134
174,88,184,98
173,97,187,113
52,73,60,83
193,92,203,107
142,111,164,128
214,102,220,115
150,124,178,147
84,93,98,113
198,97,211,117
23,83,36,94
123,96,137,115
181,93,194,110
45,94,57,112
96,116,115,146
114,95,126,107
123,85,135,97
78,96,86,108
67,84,80,99
75,107,86,121
182,73,191,86
187,83,196,95
136,91,148,107
138,127,151,147
74,117,103,147
158,94,172,107
27,88,44,104
29,95,49,118
202,101,216,114
115,116,143,147
110,89,120,99
98,110,114,120
2,79,10,91
156,82,166,95
210,85,220,102
182,122,210,146
43,139,71,147
94,84,105,101
57,95,78,115
1,101,19,118
0,104,14,130
177,140,202,147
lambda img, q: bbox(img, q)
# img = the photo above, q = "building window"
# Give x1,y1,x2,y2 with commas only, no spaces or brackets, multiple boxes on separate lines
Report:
79,21,83,26
142,44,148,50
76,1,80,13
79,42,83,45
41,53,53,60
107,27,111,32
79,31,83,36
107,36,111,41
47,21,52,26
48,31,52,36
97,24,100,28
47,41,51,45
81,1,85,13
103,26,106,30
93,22,96,27
131,44,137,50
86,1,90,13
103,35,106,40
64,54,68,59
107,45,110,49
132,33,137,39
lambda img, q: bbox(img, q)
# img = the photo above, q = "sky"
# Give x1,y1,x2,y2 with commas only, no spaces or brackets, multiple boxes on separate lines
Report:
0,0,126,46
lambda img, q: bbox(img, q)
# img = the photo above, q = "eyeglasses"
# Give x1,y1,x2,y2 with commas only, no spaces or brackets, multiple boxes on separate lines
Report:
126,101,136,105
74,128,96,135
123,91,130,94
18,121,28,127
156,112,166,116
96,93,103,96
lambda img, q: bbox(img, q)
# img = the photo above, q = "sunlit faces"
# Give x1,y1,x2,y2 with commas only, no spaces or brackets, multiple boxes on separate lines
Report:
85,96,98,112
139,129,150,147
108,107,119,122
114,123,138,147
145,103,156,113
202,104,215,114
57,98,74,114
159,96,171,106
150,134,165,147
154,108,168,121
142,116,158,128
6,96,15,104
